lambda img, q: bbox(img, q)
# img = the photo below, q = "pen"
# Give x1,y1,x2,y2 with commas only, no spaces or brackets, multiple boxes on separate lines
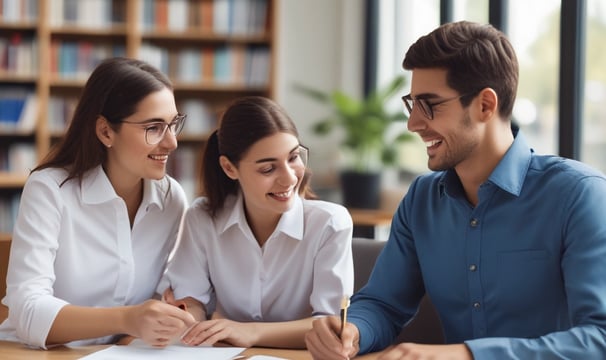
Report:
340,295,350,337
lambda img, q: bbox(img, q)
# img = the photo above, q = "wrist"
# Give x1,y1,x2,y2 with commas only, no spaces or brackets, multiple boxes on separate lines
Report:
117,305,134,336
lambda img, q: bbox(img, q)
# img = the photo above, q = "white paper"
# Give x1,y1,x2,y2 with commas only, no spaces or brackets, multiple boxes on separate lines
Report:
78,341,245,360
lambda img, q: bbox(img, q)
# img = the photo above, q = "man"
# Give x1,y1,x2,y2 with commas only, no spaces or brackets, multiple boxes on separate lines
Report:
305,21,606,359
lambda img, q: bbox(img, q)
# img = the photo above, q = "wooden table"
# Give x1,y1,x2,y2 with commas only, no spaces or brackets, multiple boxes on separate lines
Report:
348,208,393,240
0,340,381,359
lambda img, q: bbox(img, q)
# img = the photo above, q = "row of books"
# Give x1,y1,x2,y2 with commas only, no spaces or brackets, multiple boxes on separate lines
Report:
0,87,37,132
49,40,126,79
47,95,78,133
0,192,20,233
0,0,38,23
0,33,38,76
0,143,36,175
141,43,270,86
142,0,268,35
48,0,126,28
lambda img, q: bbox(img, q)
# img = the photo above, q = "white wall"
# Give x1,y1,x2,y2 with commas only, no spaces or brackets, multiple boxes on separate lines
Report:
274,0,365,188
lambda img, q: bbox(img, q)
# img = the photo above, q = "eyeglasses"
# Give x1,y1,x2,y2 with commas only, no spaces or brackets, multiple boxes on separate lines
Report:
296,145,309,169
402,93,475,120
237,144,309,171
120,114,187,145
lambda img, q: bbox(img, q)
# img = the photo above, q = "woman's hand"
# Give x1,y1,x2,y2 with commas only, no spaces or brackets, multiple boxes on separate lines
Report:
180,318,259,348
122,299,196,348
162,287,207,321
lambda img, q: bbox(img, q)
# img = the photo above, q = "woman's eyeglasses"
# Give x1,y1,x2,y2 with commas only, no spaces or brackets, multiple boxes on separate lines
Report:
121,114,187,145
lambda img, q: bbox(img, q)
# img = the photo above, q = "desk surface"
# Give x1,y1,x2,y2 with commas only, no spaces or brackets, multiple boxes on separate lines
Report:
0,340,380,359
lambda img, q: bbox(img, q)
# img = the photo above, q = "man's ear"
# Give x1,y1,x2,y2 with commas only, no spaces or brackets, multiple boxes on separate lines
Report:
478,87,498,122
219,155,238,180
96,116,114,148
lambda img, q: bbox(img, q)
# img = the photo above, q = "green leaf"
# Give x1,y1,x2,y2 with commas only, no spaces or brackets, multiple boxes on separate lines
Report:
294,75,414,171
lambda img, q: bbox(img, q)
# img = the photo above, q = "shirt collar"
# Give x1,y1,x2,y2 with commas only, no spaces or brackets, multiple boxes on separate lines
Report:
221,191,305,241
81,165,165,210
440,128,532,198
486,129,532,197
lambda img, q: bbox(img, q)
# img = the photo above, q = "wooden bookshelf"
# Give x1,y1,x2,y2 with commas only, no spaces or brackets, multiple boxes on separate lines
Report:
1,237,9,320
0,0,276,238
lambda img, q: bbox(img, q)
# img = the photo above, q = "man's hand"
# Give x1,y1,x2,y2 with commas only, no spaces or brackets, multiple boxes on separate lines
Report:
377,343,473,360
305,316,359,360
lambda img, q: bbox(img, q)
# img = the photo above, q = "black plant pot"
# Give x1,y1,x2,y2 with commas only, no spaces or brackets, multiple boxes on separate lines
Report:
340,170,381,209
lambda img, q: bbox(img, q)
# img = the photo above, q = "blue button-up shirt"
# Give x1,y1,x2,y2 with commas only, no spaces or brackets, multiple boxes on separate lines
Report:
349,131,606,358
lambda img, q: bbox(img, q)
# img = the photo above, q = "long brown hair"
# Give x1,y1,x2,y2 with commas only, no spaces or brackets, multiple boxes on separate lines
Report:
34,57,173,185
200,96,316,217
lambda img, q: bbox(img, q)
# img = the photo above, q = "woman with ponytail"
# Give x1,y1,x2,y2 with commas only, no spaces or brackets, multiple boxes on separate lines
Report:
161,96,354,349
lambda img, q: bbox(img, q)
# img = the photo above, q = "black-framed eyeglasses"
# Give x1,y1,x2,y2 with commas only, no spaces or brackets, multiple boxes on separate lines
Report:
120,114,187,145
401,93,475,120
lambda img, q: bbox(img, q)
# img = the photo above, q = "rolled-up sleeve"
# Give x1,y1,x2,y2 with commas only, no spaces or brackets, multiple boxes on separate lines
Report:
4,173,67,348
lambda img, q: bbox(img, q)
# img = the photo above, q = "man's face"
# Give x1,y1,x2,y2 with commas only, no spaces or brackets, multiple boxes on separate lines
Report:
406,68,480,172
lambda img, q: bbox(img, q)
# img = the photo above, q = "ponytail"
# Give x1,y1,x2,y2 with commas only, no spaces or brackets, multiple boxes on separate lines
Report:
199,130,238,217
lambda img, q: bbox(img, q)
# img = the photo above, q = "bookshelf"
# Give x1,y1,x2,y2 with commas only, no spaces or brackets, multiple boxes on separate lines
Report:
0,0,276,237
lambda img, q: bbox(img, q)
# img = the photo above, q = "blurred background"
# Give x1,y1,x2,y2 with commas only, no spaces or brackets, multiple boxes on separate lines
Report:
1,0,605,238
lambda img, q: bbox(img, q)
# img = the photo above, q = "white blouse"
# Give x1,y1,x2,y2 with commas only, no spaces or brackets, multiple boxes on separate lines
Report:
161,192,354,322
0,166,187,348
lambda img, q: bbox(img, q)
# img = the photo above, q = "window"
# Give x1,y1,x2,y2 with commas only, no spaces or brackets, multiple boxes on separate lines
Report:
582,0,606,173
508,0,560,156
372,0,606,175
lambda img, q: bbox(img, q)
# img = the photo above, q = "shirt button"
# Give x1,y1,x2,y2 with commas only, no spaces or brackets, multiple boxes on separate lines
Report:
470,218,479,227
469,264,477,271
473,302,481,308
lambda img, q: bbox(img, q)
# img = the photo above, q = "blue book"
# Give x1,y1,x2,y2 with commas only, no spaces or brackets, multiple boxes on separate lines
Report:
0,98,26,125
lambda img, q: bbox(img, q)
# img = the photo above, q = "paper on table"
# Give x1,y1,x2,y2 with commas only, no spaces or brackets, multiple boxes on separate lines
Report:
78,340,245,360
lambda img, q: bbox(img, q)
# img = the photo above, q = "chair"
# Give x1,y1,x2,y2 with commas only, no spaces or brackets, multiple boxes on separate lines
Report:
351,237,445,344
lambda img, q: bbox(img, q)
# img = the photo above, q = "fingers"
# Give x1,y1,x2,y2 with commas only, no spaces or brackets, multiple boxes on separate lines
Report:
305,317,350,360
162,287,176,305
132,300,197,345
181,320,221,346
306,328,348,360
158,301,196,326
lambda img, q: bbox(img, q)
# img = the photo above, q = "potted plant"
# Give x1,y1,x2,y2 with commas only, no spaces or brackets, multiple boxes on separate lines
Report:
295,76,414,209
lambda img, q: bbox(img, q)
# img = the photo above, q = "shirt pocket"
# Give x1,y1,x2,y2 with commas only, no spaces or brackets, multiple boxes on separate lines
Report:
496,249,556,313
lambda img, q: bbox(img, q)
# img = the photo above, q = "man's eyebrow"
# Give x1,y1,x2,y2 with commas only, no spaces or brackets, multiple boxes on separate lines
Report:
410,92,441,100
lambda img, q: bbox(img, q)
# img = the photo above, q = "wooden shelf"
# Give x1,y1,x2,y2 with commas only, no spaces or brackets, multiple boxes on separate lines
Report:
50,25,128,36
142,31,271,43
0,173,28,188
0,74,38,83
0,21,37,30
